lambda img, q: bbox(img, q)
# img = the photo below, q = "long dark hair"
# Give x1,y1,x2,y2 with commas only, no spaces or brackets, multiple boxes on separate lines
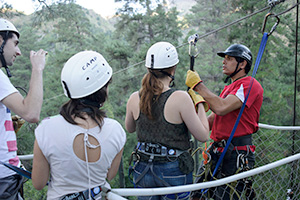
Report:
139,67,175,120
60,79,111,130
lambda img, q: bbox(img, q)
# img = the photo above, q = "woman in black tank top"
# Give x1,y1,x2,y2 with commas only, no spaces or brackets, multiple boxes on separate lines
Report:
125,41,209,200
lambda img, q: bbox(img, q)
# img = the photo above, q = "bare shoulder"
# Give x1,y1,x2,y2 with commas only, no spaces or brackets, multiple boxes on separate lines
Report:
167,90,193,108
129,91,139,99
170,90,190,101
127,91,140,106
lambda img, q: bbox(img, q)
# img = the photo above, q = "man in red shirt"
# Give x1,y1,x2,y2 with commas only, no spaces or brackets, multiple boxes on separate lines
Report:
186,44,263,200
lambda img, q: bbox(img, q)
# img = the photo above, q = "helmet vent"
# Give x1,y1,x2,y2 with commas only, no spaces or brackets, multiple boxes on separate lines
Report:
62,81,71,98
151,54,154,68
61,50,112,99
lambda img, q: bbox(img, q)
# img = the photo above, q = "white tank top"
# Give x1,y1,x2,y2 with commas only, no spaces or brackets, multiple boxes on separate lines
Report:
35,115,126,199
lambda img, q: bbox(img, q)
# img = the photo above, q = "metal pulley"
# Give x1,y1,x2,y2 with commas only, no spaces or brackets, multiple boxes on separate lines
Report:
268,0,285,8
188,33,200,58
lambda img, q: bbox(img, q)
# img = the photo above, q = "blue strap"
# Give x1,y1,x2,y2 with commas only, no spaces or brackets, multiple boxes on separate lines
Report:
0,161,32,179
202,32,269,194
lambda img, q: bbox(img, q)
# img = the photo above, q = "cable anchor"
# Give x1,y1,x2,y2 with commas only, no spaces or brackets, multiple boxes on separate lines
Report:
261,13,280,36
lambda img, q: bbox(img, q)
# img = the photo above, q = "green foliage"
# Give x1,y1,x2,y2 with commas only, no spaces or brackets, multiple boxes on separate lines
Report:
115,0,182,47
23,179,47,199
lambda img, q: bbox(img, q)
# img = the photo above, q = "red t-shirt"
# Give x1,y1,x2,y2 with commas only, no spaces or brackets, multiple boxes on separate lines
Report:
210,76,263,142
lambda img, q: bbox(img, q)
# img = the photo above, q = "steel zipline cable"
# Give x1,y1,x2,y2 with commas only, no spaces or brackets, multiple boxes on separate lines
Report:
273,1,300,17
43,2,295,102
176,6,270,49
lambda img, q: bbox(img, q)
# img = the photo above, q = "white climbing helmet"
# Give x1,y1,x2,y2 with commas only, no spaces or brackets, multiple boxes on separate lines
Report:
61,51,113,99
0,18,19,38
145,41,179,69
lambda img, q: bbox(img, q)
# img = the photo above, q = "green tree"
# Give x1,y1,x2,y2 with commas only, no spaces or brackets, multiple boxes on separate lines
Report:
184,0,236,94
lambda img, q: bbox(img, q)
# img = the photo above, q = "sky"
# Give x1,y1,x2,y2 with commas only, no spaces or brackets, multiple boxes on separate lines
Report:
5,0,120,18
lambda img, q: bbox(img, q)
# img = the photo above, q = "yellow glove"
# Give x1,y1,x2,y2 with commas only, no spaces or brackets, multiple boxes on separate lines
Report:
185,70,202,89
188,89,210,112
12,115,25,134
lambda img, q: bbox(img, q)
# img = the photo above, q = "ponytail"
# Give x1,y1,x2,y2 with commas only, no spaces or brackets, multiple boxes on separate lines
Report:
139,67,175,119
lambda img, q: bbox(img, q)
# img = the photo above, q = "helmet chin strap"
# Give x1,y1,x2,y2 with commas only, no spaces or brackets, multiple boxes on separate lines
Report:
224,62,241,83
0,32,12,77
159,70,175,87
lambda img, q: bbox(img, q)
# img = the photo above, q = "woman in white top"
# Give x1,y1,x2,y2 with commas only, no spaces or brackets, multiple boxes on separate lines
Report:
32,51,126,200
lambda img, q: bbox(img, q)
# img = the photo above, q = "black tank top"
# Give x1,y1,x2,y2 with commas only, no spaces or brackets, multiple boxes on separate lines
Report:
136,89,190,150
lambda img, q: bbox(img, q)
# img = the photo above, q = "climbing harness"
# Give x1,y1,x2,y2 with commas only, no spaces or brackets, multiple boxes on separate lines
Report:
195,136,256,199
128,142,193,200
129,142,192,185
60,185,108,200
131,142,188,164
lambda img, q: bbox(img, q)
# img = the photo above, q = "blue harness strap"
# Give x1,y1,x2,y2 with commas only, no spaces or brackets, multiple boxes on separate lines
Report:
202,32,269,194
0,161,31,180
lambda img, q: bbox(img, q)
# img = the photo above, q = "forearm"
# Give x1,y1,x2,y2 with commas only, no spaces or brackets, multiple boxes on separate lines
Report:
194,83,225,115
21,49,46,122
197,104,209,133
22,68,44,122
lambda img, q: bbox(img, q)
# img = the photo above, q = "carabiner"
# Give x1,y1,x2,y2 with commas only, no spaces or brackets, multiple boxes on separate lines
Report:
261,13,280,36
188,33,199,58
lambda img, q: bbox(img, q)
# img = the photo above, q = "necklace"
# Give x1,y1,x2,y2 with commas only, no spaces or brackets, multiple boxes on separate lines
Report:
233,75,247,82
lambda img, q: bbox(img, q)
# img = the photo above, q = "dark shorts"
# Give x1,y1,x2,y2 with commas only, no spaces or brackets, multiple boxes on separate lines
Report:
0,174,24,200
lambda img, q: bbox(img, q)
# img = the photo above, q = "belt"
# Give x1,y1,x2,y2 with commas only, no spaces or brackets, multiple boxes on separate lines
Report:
213,134,256,153
214,134,253,147
60,186,103,200
215,145,256,153
135,142,187,163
